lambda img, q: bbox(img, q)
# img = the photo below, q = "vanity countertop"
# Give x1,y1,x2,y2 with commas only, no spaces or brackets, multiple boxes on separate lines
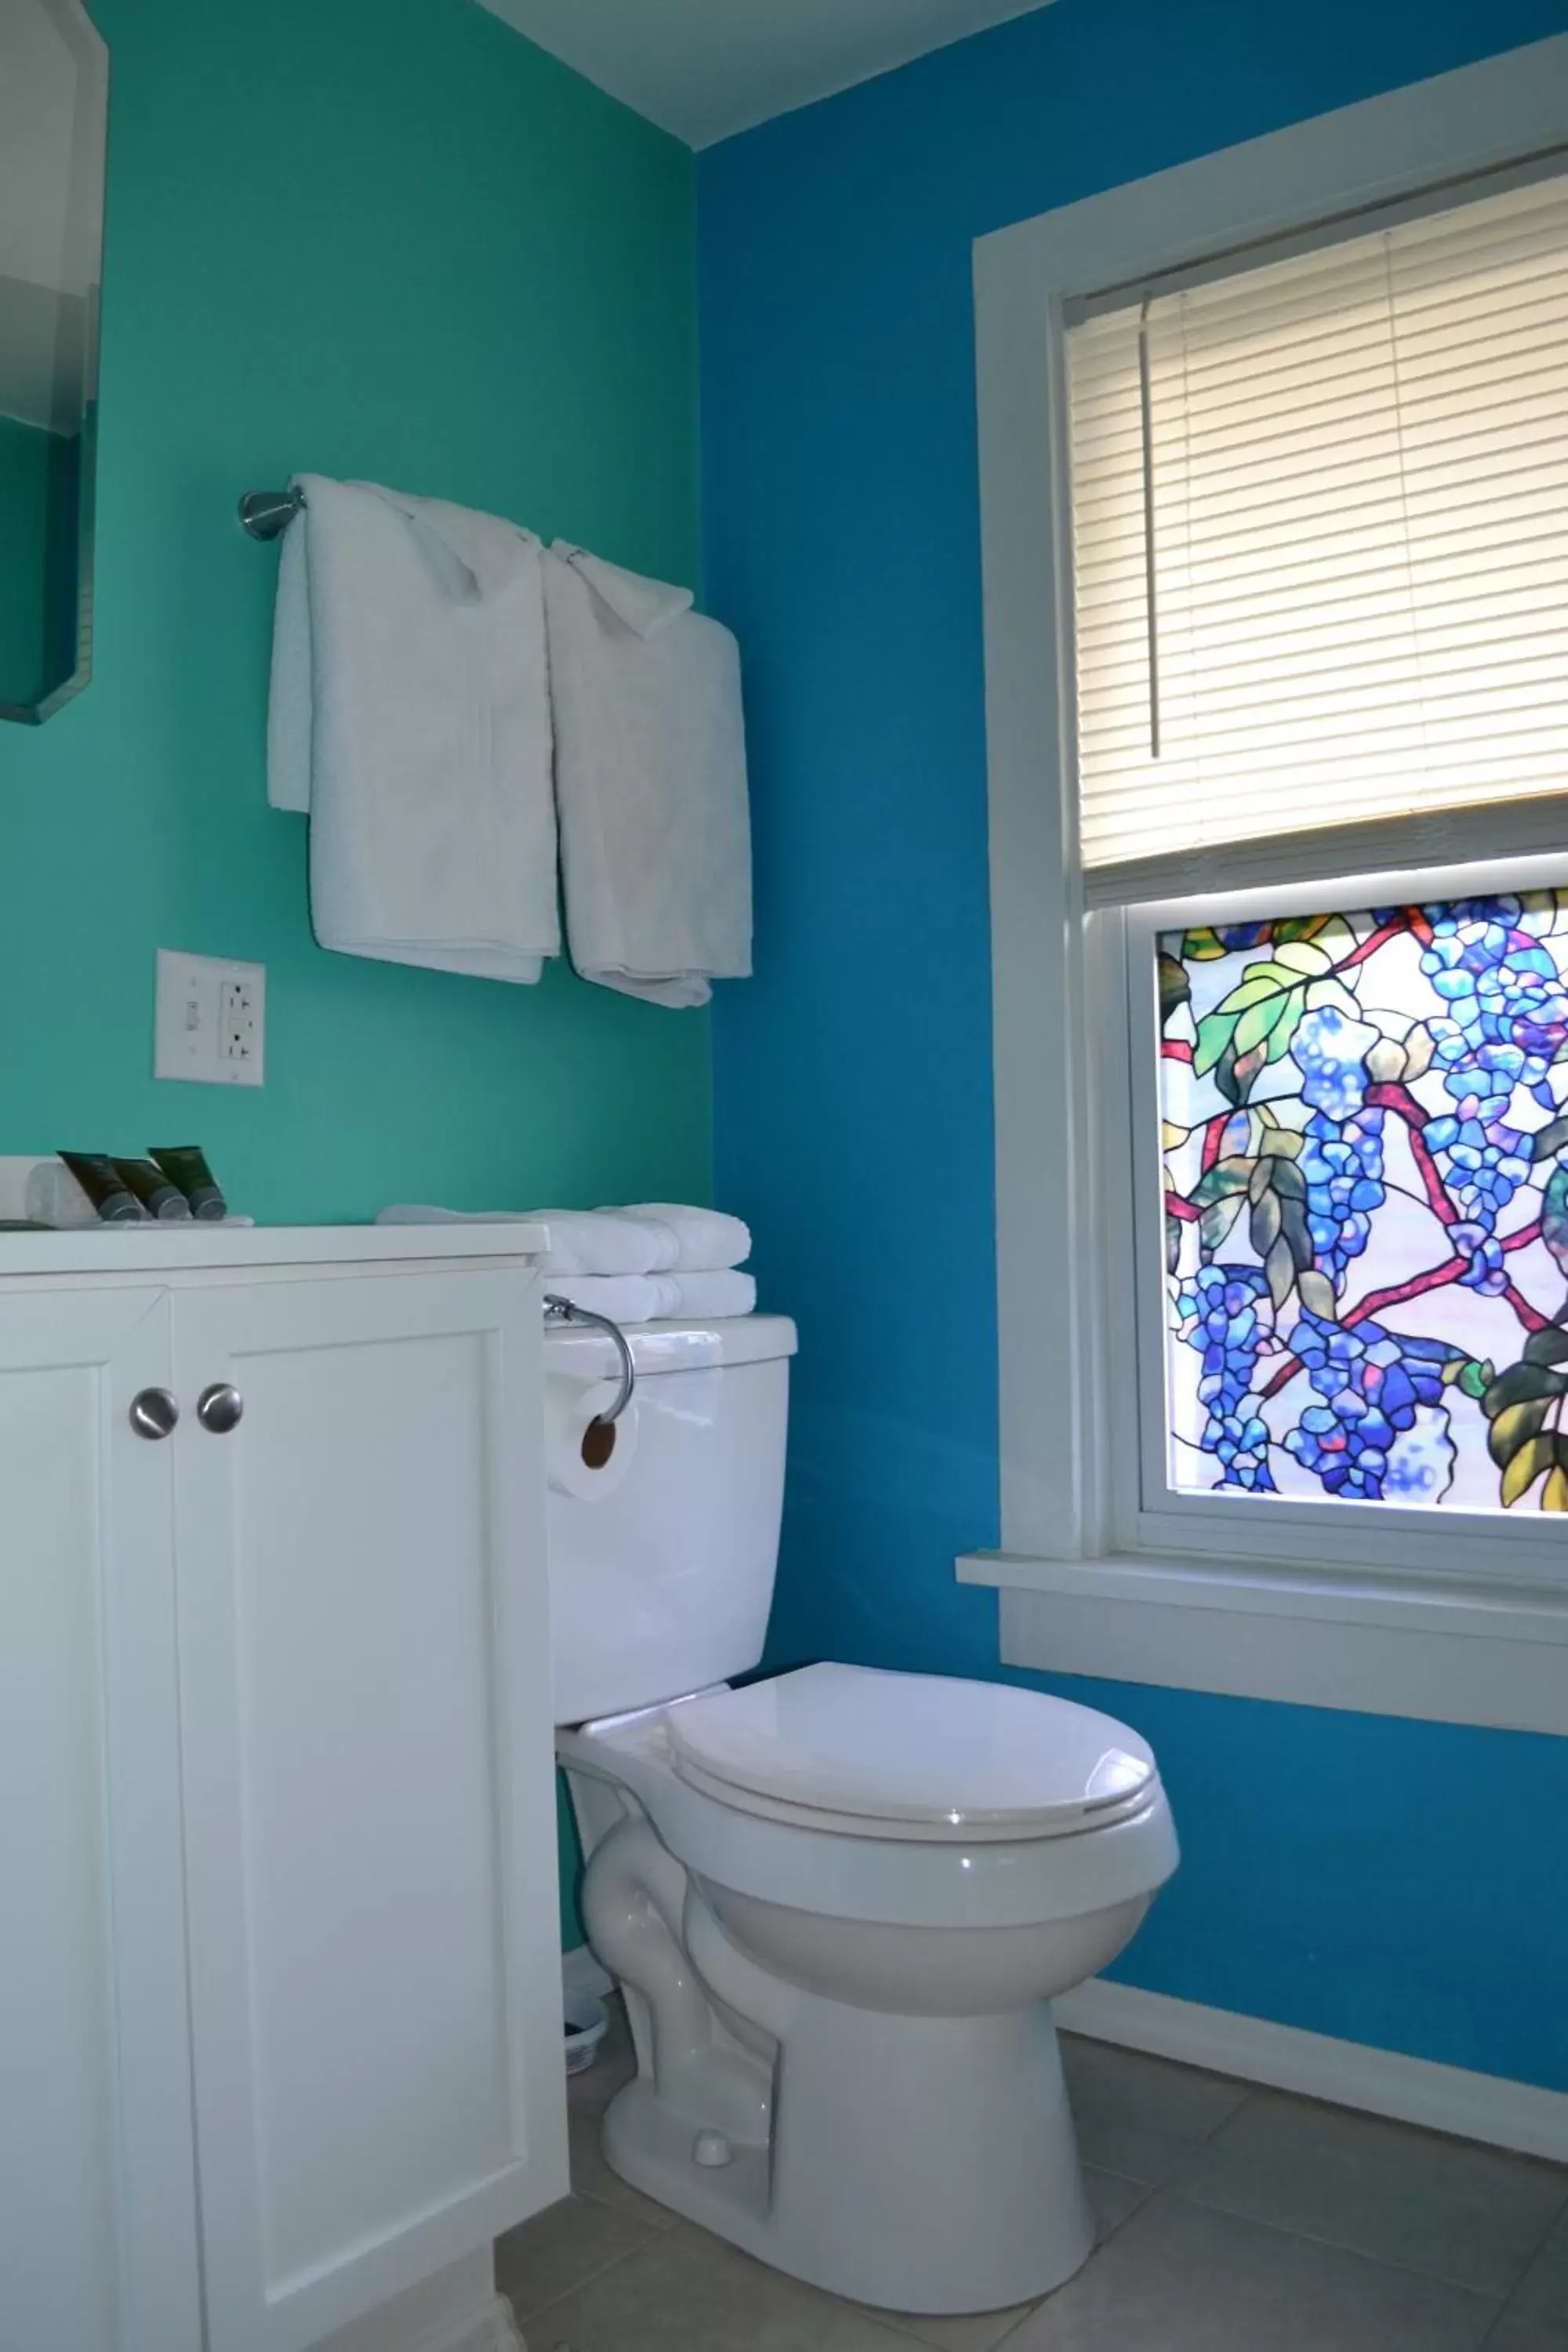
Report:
0,1222,550,1278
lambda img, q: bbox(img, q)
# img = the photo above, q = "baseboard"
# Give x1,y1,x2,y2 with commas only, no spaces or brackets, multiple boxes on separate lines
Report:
1054,1979,1568,2163
563,1942,614,2002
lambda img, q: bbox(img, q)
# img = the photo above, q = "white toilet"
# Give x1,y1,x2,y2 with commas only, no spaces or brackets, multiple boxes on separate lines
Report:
548,1312,1178,2318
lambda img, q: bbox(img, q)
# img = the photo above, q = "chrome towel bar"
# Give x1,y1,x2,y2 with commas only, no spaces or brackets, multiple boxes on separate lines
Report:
238,486,305,540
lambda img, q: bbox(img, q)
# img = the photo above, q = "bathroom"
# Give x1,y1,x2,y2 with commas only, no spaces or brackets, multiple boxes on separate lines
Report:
3,0,1568,2347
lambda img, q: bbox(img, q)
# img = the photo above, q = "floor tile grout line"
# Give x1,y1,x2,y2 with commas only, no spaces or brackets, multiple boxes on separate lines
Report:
1163,2075,1260,2169
1148,2184,1512,2312
1479,2190,1568,2350
508,2224,671,2328
1511,2172,1568,2274
1156,2104,1568,2305
1088,2176,1152,2255
571,2181,684,2234
868,2171,1162,2352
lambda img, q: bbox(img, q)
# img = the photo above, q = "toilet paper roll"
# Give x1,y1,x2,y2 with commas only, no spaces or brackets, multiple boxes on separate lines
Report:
545,1375,639,1501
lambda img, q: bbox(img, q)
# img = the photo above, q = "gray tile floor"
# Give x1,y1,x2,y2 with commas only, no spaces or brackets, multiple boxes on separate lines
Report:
495,2000,1568,2351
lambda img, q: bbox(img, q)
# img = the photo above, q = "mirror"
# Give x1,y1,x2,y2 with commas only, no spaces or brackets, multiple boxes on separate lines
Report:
0,0,105,724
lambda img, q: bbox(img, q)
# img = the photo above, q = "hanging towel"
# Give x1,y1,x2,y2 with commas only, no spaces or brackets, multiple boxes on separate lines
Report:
543,541,751,1008
620,1203,751,1271
268,474,557,982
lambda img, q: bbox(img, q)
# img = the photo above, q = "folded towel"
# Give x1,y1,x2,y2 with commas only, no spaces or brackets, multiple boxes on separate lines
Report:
376,1203,547,1229
377,1204,681,1275
377,1200,752,1282
665,1269,757,1318
524,1209,673,1276
545,1270,757,1322
269,475,557,982
543,541,751,1008
620,1203,751,1271
544,1272,681,1322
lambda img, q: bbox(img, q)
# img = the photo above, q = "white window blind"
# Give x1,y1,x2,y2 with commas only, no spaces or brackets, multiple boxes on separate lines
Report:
1068,169,1568,902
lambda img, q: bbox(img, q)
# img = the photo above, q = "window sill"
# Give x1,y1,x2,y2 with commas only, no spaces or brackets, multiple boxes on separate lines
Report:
956,1550,1568,1734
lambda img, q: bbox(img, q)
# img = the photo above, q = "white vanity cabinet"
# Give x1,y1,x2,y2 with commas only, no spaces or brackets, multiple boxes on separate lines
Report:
0,1230,567,2352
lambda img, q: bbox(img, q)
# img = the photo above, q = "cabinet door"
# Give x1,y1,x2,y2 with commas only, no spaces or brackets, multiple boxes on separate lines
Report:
0,1287,201,2352
171,1269,565,2352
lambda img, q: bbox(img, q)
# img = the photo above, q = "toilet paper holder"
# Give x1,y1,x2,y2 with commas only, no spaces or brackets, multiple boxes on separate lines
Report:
543,1295,636,1425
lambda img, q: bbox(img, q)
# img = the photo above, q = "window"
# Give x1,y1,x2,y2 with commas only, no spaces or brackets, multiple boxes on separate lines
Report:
1067,172,1568,898
1156,890,1568,1515
1067,167,1568,1572
969,43,1568,1728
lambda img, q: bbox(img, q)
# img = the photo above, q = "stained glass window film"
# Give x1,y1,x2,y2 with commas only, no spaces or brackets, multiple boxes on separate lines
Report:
1159,893,1568,1512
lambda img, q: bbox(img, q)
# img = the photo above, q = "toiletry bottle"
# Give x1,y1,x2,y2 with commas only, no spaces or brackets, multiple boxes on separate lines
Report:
60,1152,143,1222
149,1145,227,1221
114,1157,193,1221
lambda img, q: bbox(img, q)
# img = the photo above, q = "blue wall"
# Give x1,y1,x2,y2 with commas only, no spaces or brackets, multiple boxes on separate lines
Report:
700,0,1568,2092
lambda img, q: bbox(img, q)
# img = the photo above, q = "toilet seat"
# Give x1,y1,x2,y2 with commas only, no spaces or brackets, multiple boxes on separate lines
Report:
665,1664,1157,1843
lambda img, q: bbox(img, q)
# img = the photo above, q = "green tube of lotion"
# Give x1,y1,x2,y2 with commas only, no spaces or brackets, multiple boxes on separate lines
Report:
60,1152,143,1221
113,1157,192,1221
150,1145,227,1221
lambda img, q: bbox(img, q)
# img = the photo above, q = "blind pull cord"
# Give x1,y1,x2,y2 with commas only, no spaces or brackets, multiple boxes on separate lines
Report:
1138,297,1161,760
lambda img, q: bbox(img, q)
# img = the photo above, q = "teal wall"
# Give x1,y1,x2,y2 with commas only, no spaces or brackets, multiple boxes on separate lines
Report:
0,0,707,1220
0,414,53,711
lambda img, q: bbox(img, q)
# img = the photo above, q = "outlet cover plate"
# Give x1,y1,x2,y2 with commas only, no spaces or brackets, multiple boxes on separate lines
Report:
155,949,266,1087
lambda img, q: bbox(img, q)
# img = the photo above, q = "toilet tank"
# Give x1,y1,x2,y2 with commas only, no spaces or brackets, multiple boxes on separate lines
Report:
545,1315,797,1726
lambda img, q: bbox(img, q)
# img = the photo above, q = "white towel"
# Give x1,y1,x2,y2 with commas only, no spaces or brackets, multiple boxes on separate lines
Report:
268,475,557,982
523,1209,673,1276
378,1204,679,1273
377,1200,751,1280
620,1203,751,1270
545,1270,757,1321
545,1273,681,1322
376,1203,547,1230
543,541,751,1008
666,1269,757,1318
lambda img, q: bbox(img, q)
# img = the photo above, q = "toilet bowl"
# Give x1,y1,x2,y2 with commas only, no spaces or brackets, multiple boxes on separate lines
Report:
560,1665,1177,2314
546,1317,1178,2314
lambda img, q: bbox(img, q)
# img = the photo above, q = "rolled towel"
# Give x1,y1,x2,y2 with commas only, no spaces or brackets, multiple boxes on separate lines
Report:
620,1203,751,1272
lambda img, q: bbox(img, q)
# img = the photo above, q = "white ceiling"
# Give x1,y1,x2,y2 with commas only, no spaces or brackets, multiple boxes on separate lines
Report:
477,0,1052,148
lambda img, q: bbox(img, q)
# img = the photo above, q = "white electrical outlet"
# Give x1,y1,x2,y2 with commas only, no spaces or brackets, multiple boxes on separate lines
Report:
155,950,266,1087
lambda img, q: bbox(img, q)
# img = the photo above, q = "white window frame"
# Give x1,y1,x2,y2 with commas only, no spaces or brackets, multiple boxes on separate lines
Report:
964,34,1568,1736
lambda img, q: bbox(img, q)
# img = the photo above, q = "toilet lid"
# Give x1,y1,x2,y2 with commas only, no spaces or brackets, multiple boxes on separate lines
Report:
666,1664,1157,1838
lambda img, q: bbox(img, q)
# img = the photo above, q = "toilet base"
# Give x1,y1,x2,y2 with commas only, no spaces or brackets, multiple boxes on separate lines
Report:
597,1985,1094,2317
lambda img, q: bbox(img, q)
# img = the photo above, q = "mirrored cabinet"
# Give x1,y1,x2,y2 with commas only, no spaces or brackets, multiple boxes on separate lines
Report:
0,0,106,724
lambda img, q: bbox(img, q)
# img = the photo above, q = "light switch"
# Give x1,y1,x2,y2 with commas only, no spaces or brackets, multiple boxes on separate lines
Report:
155,950,266,1087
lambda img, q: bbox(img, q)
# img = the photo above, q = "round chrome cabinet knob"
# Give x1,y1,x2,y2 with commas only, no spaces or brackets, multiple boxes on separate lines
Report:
196,1382,244,1435
129,1386,180,1441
